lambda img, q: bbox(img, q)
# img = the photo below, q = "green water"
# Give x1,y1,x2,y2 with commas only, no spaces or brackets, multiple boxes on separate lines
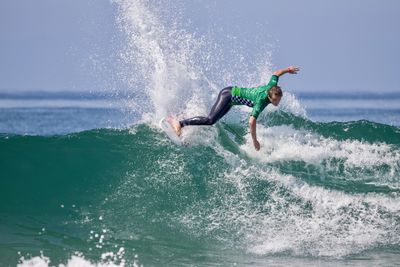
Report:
1,112,400,266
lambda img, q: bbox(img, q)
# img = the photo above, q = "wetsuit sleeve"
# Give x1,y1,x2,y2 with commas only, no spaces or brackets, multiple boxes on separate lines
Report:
251,102,266,119
267,75,279,87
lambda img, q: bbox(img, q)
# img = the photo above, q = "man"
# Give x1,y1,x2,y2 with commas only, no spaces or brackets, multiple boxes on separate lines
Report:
169,66,300,150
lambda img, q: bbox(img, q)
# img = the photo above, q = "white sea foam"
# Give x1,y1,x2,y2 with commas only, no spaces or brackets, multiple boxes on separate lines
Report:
177,121,400,258
17,251,138,267
279,91,308,118
245,169,400,257
241,124,400,186
178,161,400,258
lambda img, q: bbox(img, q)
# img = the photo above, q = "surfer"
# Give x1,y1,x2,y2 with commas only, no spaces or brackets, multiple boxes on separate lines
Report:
169,66,299,150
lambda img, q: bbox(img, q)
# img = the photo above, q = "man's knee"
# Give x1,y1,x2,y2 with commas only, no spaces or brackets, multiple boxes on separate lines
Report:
206,116,218,125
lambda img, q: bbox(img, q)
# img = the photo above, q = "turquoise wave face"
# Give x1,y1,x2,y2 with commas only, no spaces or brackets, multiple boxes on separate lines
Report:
1,114,400,266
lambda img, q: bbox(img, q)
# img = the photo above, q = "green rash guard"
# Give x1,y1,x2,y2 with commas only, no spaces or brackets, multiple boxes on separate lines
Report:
231,75,279,119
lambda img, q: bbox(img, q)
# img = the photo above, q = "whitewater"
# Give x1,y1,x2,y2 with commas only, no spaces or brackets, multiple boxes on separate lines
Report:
1,0,400,266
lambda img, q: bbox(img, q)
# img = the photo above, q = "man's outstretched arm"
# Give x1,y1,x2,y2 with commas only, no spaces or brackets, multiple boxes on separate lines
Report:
273,66,300,77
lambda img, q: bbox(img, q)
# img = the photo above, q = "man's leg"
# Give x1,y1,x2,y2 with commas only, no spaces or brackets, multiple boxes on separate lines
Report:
179,87,232,127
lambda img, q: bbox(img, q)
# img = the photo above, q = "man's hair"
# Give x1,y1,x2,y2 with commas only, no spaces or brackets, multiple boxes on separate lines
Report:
268,86,283,98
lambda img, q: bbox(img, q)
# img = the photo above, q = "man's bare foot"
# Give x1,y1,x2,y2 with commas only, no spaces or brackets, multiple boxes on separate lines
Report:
167,117,182,136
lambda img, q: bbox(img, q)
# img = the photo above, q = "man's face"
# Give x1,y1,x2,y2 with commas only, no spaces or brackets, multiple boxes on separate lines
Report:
269,95,281,106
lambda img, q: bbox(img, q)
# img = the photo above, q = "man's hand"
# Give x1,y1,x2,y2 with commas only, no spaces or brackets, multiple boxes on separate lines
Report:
287,66,300,74
253,140,260,151
273,66,300,76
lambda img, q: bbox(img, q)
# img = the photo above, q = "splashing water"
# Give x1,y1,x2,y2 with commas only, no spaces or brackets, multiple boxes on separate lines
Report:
4,1,400,266
113,0,278,124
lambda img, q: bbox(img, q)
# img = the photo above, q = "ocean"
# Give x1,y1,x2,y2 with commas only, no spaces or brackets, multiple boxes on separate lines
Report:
0,91,399,267
1,0,400,266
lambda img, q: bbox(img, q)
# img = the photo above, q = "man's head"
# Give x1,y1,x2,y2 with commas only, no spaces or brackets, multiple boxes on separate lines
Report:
268,86,282,106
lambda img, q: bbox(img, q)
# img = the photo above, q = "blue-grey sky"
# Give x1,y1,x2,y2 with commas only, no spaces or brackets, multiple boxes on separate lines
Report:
0,0,399,92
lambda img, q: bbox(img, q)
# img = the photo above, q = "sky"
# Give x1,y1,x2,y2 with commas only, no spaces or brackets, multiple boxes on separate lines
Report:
0,0,399,92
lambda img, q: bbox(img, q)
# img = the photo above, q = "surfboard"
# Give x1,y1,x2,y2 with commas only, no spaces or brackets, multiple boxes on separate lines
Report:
159,117,183,146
